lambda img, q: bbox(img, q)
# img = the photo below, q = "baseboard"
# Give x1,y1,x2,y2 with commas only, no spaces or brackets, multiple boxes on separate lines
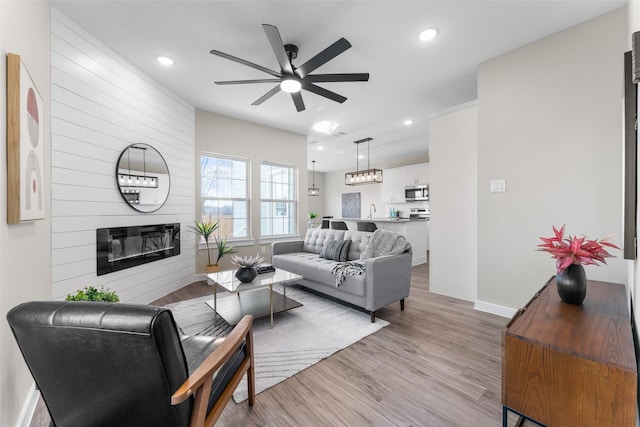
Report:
474,299,516,318
15,382,38,427
411,256,427,266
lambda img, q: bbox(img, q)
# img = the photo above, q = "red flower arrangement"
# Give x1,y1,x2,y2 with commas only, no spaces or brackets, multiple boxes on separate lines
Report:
537,225,619,274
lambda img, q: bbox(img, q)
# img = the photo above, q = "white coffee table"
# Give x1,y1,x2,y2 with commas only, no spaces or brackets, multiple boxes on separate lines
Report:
205,268,303,328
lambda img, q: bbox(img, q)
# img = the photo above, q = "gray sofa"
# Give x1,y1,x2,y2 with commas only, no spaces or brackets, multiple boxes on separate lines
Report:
271,228,412,322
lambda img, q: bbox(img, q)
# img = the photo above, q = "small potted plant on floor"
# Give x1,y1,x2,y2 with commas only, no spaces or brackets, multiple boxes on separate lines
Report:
66,286,120,302
231,254,265,283
192,220,220,273
213,236,237,271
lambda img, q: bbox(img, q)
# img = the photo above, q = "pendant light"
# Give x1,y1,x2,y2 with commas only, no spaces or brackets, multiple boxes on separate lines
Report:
119,145,159,188
308,160,320,196
345,138,383,185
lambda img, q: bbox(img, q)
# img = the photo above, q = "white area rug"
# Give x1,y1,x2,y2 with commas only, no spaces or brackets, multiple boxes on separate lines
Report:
165,284,388,403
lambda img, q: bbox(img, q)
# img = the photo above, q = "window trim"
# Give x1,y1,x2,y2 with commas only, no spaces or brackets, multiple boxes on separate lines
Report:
200,152,251,241
259,161,298,238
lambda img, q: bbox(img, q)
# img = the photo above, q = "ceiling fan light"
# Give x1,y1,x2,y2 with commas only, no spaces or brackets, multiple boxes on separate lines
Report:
280,78,301,93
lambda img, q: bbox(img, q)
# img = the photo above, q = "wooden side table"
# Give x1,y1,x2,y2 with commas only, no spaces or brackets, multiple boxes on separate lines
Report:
502,277,637,427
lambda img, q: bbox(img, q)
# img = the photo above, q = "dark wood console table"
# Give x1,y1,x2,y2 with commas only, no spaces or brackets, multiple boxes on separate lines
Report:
502,277,637,427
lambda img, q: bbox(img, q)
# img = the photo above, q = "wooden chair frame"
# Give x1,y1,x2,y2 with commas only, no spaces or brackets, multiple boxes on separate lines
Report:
171,315,255,427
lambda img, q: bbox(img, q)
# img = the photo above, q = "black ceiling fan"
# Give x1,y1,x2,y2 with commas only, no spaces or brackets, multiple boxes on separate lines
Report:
210,24,369,112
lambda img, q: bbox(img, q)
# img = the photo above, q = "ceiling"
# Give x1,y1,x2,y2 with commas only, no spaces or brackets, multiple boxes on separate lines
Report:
50,0,625,172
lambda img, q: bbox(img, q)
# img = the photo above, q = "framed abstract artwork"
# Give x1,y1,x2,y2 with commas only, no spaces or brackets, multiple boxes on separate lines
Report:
341,192,361,218
7,53,45,223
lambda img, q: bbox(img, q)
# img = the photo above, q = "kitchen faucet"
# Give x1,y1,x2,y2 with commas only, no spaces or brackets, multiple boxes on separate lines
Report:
369,203,376,219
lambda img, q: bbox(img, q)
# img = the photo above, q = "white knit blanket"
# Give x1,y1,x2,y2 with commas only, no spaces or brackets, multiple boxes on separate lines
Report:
359,229,411,259
331,261,365,286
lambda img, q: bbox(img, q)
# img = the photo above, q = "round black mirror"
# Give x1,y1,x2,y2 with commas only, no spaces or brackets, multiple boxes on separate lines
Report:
116,144,170,213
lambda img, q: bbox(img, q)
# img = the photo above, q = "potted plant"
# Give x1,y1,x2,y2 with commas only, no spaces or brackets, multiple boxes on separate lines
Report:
231,254,265,283
192,220,219,273
66,286,120,302
537,225,619,304
213,236,237,270
308,211,318,227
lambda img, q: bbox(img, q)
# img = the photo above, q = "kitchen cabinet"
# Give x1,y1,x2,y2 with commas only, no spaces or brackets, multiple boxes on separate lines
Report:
381,163,429,202
404,163,429,185
380,168,404,203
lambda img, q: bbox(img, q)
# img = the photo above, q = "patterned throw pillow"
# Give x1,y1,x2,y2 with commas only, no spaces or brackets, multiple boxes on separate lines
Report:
320,239,351,262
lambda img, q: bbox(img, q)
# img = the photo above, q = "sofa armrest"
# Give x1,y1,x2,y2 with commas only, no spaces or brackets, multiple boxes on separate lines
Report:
362,252,412,312
271,240,304,256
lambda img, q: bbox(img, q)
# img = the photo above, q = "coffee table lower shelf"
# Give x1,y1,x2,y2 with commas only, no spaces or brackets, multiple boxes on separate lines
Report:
205,288,302,326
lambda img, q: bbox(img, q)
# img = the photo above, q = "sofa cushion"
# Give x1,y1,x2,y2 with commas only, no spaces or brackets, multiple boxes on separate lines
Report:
344,230,373,261
320,239,351,262
302,228,346,254
272,252,366,297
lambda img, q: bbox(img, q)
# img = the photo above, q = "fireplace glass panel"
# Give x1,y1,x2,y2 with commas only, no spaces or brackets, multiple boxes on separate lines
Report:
97,223,180,276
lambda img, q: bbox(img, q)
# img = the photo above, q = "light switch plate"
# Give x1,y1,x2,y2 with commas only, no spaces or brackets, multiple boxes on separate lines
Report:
491,179,506,193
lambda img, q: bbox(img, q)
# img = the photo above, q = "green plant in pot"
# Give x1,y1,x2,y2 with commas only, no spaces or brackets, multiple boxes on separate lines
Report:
213,236,237,271
66,286,119,302
192,220,220,272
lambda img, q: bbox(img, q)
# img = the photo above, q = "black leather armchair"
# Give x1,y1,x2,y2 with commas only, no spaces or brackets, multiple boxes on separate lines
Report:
7,301,254,427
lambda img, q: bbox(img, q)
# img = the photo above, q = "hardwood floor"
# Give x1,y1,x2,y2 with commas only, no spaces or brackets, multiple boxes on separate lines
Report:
30,263,527,426
161,263,512,426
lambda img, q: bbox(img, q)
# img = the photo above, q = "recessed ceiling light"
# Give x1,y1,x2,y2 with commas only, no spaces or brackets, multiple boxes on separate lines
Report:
404,119,414,126
157,56,174,66
419,28,439,42
317,146,324,151
313,121,339,135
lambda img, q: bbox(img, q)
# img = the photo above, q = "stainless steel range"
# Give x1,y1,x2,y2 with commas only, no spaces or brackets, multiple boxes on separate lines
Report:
409,207,429,220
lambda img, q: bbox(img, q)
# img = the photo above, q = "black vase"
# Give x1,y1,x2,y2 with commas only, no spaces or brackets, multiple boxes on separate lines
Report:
556,264,587,305
235,267,257,283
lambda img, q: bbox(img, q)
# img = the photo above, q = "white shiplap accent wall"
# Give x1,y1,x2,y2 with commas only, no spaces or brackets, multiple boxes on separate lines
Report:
51,9,196,303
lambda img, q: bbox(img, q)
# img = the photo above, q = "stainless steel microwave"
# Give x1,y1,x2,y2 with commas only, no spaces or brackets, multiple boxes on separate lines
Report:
405,185,429,201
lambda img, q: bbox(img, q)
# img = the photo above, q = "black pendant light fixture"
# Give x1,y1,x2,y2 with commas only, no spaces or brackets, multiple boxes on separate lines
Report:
308,160,320,196
345,138,383,185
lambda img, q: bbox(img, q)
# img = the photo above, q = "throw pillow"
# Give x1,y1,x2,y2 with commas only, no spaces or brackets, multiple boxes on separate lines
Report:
320,239,351,262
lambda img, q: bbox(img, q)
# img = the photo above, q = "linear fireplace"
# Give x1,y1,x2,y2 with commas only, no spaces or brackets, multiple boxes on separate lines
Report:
97,223,180,276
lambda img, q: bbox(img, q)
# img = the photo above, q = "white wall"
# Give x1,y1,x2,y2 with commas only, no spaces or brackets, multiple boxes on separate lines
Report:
307,169,325,221
195,110,307,268
477,7,627,311
0,2,51,426
323,169,383,219
50,9,196,303
429,104,478,302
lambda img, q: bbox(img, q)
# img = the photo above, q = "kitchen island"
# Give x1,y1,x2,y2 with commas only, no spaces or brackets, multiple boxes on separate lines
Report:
331,218,428,266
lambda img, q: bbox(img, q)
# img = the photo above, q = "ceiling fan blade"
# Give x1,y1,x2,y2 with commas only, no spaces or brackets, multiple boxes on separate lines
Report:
215,79,281,85
302,82,347,103
210,49,280,77
296,38,352,78
262,24,294,74
251,85,281,106
291,92,305,112
305,73,370,83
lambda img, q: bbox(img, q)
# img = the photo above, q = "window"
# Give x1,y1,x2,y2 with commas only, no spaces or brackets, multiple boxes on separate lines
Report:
260,162,297,237
200,154,249,239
